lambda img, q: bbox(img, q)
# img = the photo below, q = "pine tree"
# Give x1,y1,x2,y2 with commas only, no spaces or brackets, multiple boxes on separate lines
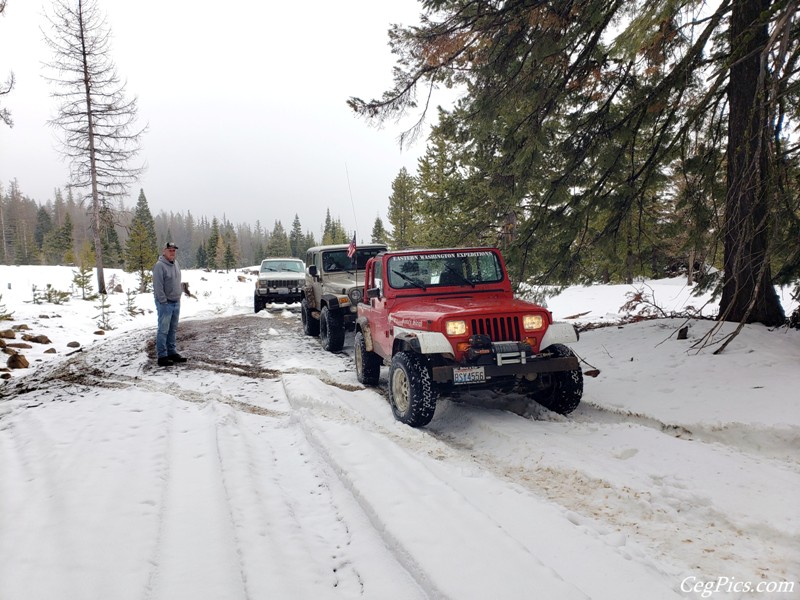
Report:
223,243,236,271
322,209,333,244
124,190,158,293
44,213,74,264
289,214,304,257
387,167,418,249
303,231,317,254
267,220,291,256
350,0,797,325
196,241,208,269
34,207,53,257
72,241,96,300
206,218,221,270
370,215,388,244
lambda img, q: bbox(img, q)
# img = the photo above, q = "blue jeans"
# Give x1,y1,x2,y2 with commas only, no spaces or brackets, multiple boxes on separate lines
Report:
156,300,180,358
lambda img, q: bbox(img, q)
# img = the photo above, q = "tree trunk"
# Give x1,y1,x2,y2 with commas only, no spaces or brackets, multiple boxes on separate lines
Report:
719,0,784,326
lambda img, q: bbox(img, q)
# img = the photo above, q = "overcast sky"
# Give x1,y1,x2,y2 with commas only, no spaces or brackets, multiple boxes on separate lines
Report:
0,1,435,240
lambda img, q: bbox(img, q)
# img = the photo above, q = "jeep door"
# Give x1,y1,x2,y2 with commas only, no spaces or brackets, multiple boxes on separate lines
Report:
363,260,393,358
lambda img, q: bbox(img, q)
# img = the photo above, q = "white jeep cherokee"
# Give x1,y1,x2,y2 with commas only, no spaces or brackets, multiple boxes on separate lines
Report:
254,257,305,313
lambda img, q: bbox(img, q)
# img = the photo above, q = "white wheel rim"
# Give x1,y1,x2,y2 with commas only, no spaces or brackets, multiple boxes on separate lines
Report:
392,368,410,413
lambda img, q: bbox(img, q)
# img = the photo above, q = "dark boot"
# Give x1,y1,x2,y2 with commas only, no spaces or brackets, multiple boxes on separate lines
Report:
168,353,187,363
157,356,174,367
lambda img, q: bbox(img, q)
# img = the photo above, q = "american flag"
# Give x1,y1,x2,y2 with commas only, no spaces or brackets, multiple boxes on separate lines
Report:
347,233,357,258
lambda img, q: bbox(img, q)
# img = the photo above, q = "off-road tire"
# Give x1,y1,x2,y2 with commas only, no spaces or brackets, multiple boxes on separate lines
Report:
529,343,583,415
320,305,345,352
301,298,320,337
389,352,438,427
254,295,264,314
355,331,382,385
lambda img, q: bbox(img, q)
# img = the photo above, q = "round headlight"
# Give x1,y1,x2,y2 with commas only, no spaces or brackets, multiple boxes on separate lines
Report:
348,288,363,304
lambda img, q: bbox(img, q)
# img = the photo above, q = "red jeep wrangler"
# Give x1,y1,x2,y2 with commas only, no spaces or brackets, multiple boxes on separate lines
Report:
355,248,583,427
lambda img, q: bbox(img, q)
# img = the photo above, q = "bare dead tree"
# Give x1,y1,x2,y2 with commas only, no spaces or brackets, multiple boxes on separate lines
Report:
0,0,14,127
43,0,145,293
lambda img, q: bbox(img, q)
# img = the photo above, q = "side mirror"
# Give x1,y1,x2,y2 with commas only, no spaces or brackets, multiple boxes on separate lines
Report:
308,265,318,278
367,287,381,299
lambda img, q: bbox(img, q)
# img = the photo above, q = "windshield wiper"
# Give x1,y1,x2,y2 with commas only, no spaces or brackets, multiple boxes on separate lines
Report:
392,270,427,290
444,264,476,288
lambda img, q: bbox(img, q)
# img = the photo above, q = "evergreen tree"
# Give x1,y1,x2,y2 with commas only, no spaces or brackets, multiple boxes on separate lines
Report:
350,0,798,325
223,243,236,271
370,215,388,245
206,218,221,270
44,213,74,264
218,221,240,268
196,241,208,269
72,241,96,299
267,220,291,256
303,231,317,255
415,127,480,248
322,209,333,244
387,167,418,249
124,190,158,292
289,214,304,257
99,207,124,268
34,207,53,255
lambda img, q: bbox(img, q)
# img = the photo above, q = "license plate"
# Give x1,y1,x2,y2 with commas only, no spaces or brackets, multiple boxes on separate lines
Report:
453,366,485,384
277,288,290,294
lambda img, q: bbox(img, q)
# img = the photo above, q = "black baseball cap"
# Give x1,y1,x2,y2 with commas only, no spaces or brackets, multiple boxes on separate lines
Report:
164,242,179,250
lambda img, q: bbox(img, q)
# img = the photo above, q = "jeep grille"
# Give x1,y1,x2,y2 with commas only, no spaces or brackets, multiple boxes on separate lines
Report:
471,316,521,342
261,279,303,288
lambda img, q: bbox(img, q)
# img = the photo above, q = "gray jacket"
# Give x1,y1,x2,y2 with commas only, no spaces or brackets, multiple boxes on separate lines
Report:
153,255,182,303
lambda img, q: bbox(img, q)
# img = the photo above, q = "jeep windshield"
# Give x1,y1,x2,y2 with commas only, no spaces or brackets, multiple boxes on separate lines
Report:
387,250,505,289
322,248,383,272
261,260,304,273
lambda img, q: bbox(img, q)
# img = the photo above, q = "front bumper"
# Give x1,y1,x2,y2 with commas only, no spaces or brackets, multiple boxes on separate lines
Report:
431,357,579,384
430,341,579,384
256,287,303,304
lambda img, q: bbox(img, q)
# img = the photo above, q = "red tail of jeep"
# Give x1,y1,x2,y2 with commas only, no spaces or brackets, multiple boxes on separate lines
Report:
355,248,583,427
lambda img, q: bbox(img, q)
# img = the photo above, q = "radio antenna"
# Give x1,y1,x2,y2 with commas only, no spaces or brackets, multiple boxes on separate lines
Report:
345,163,359,241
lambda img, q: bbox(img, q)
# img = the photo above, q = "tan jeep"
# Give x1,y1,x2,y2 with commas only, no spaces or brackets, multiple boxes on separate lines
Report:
300,243,388,352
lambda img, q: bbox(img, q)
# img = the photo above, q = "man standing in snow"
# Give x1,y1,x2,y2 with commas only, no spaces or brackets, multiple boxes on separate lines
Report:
152,242,187,367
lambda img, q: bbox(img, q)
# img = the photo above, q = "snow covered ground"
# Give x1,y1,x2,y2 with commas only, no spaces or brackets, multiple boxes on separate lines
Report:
0,265,798,600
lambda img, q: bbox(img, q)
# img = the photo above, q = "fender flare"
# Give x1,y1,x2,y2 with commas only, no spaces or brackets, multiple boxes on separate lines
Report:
393,331,422,355
356,318,376,353
320,293,347,313
540,322,579,349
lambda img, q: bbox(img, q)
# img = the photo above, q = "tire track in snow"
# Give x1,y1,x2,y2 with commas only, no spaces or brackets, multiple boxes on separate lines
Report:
424,406,799,586
281,365,798,597
572,401,800,464
211,400,372,597
274,311,799,589
281,373,688,600
57,315,427,599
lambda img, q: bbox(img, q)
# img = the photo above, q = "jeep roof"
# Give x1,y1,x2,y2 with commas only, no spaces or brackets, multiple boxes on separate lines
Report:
306,243,388,272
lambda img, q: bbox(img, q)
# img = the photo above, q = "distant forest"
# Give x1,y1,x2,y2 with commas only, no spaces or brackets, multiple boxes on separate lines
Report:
0,180,378,269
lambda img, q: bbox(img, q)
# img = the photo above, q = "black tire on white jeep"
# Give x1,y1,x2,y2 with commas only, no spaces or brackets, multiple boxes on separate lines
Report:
301,298,320,337
319,305,345,352
389,352,438,427
354,331,382,385
529,343,583,415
